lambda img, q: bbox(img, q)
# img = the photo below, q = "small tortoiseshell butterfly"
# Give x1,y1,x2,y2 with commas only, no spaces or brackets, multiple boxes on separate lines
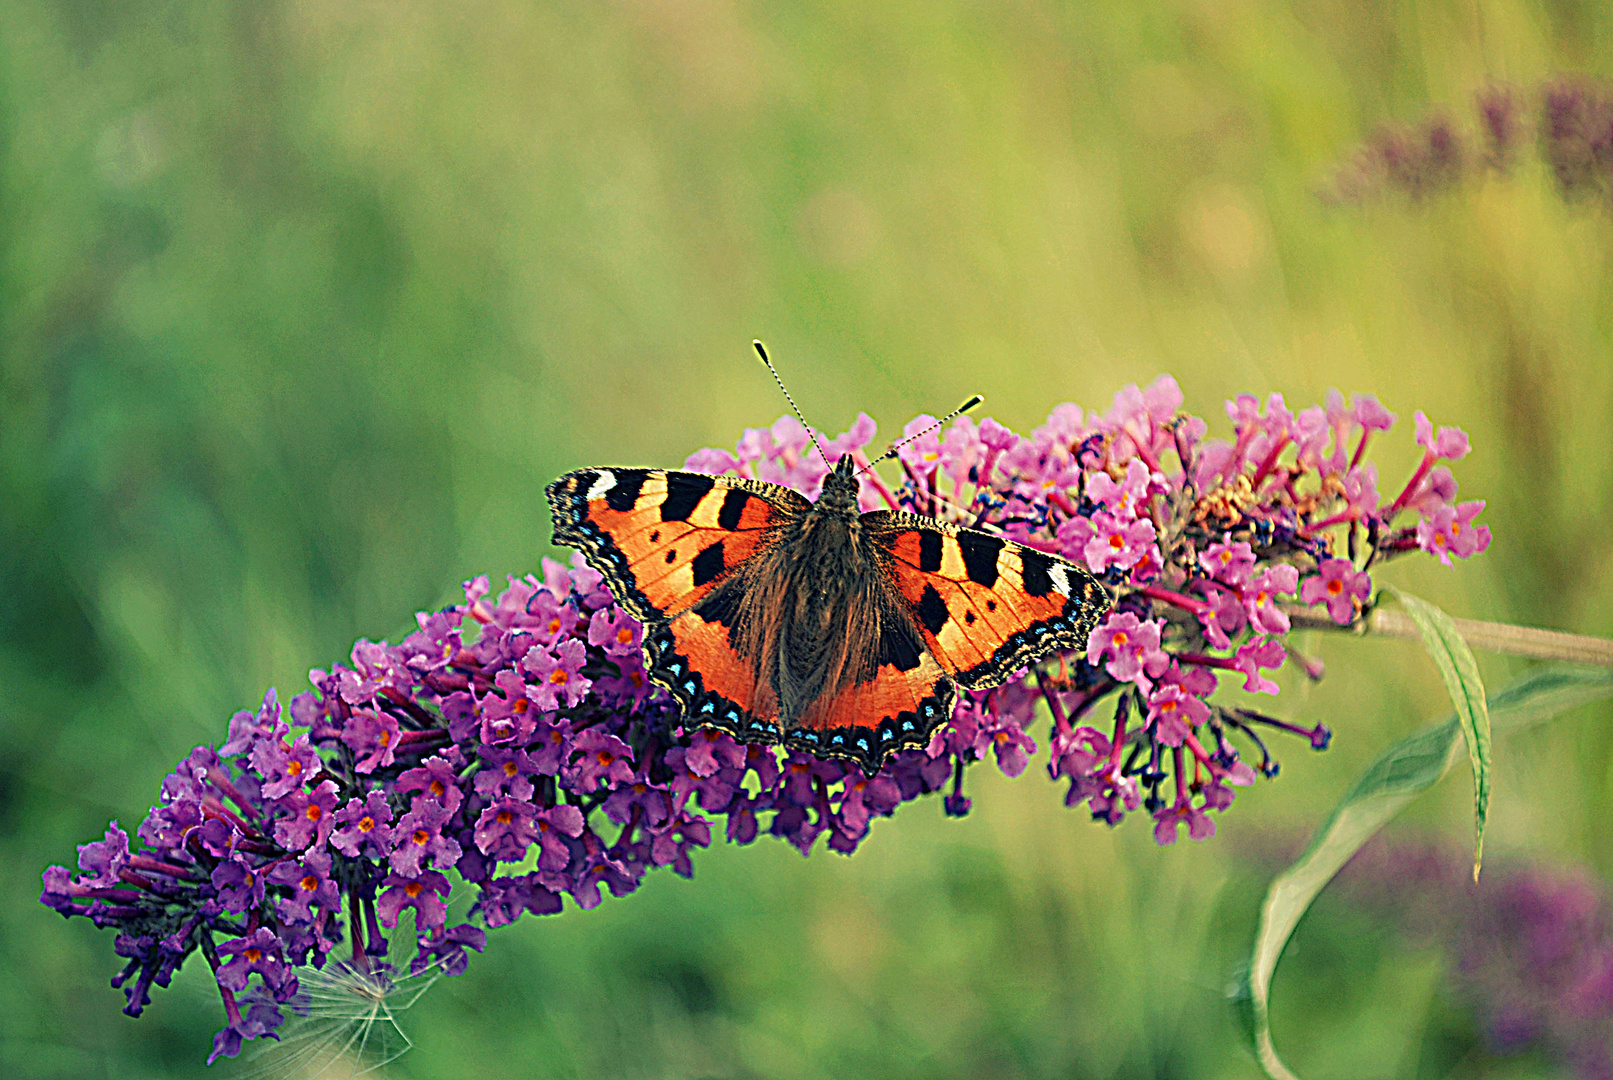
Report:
546,346,1110,774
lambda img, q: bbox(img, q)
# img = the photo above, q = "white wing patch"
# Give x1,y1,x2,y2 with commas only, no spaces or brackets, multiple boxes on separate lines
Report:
585,470,617,502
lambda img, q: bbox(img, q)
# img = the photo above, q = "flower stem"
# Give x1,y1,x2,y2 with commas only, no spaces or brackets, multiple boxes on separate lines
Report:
1250,436,1290,488
1350,428,1374,469
348,889,372,976
1387,451,1435,516
1298,508,1358,537
1138,583,1213,616
1283,605,1613,666
1109,695,1129,768
1035,668,1073,739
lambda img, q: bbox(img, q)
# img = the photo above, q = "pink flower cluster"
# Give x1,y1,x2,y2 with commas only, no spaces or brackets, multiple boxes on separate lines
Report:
691,378,1487,846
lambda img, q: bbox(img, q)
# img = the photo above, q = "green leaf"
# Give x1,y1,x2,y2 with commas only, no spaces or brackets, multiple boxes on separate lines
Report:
1235,718,1461,1079
1233,666,1613,1080
1384,589,1490,879
1487,666,1613,732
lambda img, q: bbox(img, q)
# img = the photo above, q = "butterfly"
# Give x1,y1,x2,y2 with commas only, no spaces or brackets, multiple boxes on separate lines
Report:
546,448,1110,774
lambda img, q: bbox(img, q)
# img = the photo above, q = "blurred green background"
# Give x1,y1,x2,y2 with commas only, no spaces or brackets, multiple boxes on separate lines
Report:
3,1,1612,1077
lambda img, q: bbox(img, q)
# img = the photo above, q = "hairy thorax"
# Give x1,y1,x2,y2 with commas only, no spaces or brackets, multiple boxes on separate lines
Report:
734,505,890,723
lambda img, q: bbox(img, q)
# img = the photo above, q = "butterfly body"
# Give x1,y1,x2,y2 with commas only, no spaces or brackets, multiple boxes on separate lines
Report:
547,455,1108,773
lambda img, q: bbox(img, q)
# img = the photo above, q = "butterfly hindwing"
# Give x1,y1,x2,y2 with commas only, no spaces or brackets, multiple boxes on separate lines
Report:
546,468,808,625
642,584,784,746
787,617,958,772
872,513,1109,690
642,574,957,774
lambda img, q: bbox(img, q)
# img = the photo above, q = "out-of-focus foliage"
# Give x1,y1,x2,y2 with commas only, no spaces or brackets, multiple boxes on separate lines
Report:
2,1,1611,1077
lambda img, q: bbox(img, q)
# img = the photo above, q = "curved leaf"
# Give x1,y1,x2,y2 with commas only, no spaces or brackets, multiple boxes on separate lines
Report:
1233,666,1613,1080
1385,589,1490,878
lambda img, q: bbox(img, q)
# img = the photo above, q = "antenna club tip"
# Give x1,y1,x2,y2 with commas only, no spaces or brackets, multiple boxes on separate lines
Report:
963,394,984,411
752,339,769,360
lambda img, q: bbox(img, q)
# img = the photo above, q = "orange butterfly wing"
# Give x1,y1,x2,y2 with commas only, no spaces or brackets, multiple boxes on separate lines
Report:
546,468,806,624
645,549,959,773
872,514,1110,690
547,468,805,747
783,615,959,771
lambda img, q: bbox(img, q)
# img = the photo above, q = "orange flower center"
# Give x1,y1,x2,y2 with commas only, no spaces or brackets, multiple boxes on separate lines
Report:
357,815,374,833
245,948,261,963
496,810,512,825
287,761,303,777
405,882,423,898
305,805,322,822
596,750,614,766
617,628,634,645
514,698,529,713
550,670,569,686
1327,579,1343,596
413,829,429,846
1113,631,1130,647
300,874,317,892
429,779,446,796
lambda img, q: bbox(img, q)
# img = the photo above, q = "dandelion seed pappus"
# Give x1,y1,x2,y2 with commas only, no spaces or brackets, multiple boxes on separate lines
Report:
238,960,440,1080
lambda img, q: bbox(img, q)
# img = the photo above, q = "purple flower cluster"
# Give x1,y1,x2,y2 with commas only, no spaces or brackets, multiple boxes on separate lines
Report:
1330,842,1613,1079
1323,79,1613,206
41,380,1489,1063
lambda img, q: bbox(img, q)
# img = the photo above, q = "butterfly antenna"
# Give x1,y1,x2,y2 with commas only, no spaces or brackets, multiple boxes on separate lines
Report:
857,394,984,475
753,340,832,469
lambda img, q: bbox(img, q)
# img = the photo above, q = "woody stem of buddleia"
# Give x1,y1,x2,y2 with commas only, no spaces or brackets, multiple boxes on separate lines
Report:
1282,603,1613,667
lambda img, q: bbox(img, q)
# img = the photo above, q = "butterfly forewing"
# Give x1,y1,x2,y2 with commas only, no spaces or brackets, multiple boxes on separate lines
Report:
872,513,1109,690
546,468,806,625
